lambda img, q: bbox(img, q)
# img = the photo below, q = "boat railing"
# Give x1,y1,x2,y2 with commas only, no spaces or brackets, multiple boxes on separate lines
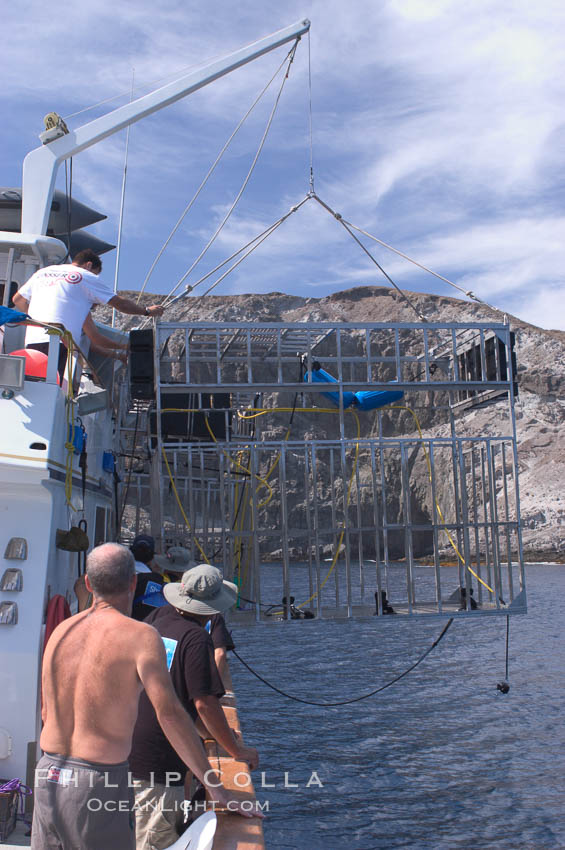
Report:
1,317,126,402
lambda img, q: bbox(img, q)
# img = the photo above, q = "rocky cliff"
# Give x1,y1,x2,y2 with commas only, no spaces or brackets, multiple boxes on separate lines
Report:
96,285,565,562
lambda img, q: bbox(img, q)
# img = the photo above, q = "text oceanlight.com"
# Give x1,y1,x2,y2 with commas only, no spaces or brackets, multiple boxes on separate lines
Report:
86,798,270,814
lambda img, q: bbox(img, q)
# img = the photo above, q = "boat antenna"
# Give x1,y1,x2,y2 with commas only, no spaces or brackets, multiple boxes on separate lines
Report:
63,158,73,263
112,69,135,328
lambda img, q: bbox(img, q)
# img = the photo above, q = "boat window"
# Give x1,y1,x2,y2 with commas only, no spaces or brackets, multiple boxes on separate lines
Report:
94,506,109,547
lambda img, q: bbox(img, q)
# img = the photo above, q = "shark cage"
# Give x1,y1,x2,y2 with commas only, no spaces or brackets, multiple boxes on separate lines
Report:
117,320,526,623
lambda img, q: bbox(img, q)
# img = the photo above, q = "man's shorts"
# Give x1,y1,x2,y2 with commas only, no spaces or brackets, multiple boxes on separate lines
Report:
132,778,186,850
31,752,135,850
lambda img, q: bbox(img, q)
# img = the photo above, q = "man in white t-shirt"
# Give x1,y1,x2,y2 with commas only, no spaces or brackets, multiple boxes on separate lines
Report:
12,249,164,378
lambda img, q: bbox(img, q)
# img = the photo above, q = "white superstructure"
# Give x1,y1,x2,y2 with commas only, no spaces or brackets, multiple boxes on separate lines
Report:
0,350,117,784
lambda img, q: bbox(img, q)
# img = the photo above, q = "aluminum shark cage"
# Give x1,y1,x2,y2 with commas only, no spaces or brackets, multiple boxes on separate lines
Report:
117,320,526,622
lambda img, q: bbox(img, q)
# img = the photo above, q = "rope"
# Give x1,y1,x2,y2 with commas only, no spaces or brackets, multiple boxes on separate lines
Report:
390,405,495,595
496,615,511,693
160,446,210,564
232,617,454,706
237,406,361,610
504,614,510,679
63,159,73,263
160,42,299,309
307,30,315,193
166,198,309,310
310,194,429,322
0,778,33,822
137,48,296,303
60,330,81,511
203,414,274,509
342,218,506,316
118,404,140,532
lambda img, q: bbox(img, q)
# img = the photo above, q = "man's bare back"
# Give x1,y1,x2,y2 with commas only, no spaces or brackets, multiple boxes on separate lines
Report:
33,543,257,850
41,603,156,763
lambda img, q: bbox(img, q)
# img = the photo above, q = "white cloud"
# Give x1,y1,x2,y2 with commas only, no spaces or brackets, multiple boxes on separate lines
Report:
2,0,565,329
514,284,565,331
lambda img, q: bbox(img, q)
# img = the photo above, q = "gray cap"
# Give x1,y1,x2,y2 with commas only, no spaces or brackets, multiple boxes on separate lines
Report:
153,546,194,574
163,564,238,615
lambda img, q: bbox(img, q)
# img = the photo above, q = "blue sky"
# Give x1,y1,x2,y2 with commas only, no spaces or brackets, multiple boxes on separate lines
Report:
3,0,565,329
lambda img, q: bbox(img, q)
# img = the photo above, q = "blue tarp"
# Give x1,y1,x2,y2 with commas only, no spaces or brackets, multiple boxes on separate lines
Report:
0,306,27,327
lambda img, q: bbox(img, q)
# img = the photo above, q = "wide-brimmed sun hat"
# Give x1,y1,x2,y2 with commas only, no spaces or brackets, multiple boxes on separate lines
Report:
153,546,194,574
163,564,238,615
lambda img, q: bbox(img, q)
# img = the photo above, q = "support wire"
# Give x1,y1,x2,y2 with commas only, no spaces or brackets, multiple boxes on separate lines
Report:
137,47,297,302
159,41,300,308
311,193,429,322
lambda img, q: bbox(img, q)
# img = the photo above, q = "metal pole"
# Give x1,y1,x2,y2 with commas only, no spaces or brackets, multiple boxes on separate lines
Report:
112,71,134,328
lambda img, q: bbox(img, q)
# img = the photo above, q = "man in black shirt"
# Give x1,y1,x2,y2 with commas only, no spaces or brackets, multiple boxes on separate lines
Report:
206,613,236,692
129,564,259,850
131,545,191,622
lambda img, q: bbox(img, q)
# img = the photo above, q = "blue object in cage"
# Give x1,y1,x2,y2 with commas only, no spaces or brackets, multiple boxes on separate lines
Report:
354,388,404,411
304,366,356,408
304,364,404,411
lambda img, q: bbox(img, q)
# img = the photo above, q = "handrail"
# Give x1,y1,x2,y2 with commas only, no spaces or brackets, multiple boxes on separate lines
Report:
7,318,108,390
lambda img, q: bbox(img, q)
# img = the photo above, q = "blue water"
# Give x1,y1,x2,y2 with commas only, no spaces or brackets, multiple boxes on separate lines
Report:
230,565,565,849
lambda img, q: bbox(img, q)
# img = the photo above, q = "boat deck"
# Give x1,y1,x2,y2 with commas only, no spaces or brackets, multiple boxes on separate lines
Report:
1,692,265,849
1,820,30,847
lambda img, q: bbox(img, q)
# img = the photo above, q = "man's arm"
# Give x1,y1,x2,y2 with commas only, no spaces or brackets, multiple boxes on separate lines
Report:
214,646,234,692
82,312,128,361
108,294,164,318
136,625,257,817
194,695,259,771
12,293,29,313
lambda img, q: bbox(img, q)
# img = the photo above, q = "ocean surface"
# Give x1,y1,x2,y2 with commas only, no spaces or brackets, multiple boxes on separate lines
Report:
230,564,565,850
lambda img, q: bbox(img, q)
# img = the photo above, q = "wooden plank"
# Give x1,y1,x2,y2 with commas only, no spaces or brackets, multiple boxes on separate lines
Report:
204,694,266,850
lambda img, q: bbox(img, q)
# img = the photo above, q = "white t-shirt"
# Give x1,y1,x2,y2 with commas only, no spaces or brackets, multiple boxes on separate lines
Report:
18,264,114,346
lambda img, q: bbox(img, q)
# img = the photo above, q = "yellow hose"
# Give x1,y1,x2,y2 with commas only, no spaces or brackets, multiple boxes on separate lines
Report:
158,400,494,608
390,405,494,594
161,446,210,564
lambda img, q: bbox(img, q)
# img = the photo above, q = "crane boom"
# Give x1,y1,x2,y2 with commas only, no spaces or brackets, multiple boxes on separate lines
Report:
21,18,310,239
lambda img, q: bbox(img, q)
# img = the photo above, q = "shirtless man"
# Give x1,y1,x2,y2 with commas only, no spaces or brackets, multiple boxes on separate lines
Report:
33,543,255,850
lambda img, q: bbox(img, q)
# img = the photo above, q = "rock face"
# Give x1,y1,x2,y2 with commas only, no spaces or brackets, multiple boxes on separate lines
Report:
96,286,565,562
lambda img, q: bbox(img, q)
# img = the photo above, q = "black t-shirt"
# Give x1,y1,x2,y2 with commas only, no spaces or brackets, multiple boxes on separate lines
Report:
206,613,235,651
129,606,225,784
131,571,166,622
